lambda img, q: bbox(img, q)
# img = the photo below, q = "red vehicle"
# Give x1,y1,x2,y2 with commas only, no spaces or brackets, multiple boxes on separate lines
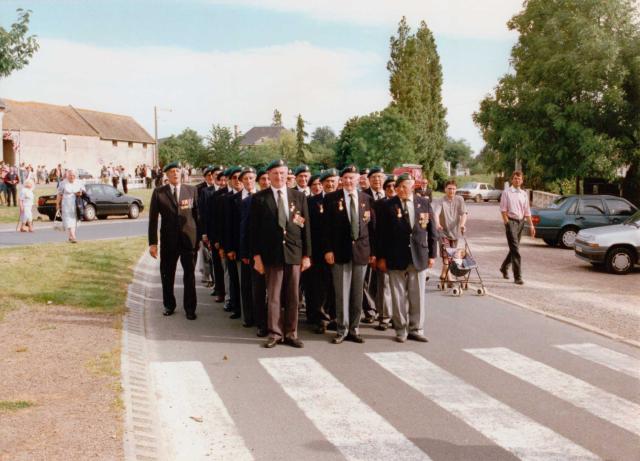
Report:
392,164,425,190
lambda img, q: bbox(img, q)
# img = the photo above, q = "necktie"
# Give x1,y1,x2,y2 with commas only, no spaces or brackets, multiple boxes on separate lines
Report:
172,186,178,203
277,190,287,230
350,193,358,240
403,199,412,227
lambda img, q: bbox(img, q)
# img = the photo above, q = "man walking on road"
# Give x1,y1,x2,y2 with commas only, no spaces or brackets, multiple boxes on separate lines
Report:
148,162,200,320
499,171,535,285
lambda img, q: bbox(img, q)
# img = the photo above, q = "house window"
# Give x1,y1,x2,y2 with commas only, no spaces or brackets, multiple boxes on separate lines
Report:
143,143,147,149
128,142,133,148
112,140,117,147
63,139,67,152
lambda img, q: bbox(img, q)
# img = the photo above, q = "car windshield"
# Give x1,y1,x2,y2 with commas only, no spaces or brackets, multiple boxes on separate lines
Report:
461,183,478,189
624,210,640,225
547,196,570,209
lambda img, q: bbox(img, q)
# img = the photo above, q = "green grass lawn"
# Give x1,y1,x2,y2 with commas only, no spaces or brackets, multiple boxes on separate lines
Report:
0,236,147,315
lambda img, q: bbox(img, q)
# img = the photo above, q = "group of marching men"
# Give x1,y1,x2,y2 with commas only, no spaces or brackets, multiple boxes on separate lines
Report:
148,159,437,349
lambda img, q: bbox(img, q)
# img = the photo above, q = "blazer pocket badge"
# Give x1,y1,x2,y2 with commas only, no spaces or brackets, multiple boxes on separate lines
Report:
292,212,305,228
362,210,371,223
180,198,192,210
396,207,403,219
338,199,344,211
419,212,429,229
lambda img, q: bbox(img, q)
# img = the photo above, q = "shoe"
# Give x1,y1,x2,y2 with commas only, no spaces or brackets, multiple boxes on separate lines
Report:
215,295,225,303
256,329,269,338
229,313,241,319
284,337,304,348
223,304,233,312
326,321,337,331
395,336,407,343
314,324,327,334
346,334,365,344
331,335,345,344
361,317,375,324
514,279,524,285
500,267,509,279
186,313,197,320
242,322,254,328
408,333,429,342
163,307,175,316
264,337,279,348
375,323,389,331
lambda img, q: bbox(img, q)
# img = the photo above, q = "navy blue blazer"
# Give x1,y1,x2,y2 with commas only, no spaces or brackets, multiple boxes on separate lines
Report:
239,194,253,260
222,191,243,253
378,195,437,271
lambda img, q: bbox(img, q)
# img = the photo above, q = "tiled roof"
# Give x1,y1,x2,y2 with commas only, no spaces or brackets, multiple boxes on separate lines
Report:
240,126,288,146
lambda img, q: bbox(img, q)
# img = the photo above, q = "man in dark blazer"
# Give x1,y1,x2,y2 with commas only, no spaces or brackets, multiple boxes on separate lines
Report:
206,168,231,304
148,162,200,320
220,166,244,319
377,173,437,342
250,159,312,348
323,165,376,344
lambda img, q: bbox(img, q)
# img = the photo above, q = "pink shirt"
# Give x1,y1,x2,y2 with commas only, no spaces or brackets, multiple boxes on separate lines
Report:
500,187,531,220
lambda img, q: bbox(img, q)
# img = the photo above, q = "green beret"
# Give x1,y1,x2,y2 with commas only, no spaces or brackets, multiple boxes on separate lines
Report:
307,174,321,187
211,165,224,174
266,159,287,171
383,174,397,188
294,164,311,176
221,168,232,177
203,165,214,175
359,167,370,175
163,161,180,173
340,165,359,177
239,166,256,179
320,168,339,181
368,166,384,177
227,166,242,177
396,173,415,184
256,167,267,178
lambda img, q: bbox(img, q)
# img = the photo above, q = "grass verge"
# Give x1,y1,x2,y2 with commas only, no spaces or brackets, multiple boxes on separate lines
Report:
0,400,36,412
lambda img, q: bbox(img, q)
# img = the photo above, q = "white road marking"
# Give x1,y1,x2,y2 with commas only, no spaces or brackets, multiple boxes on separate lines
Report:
259,356,430,461
555,343,640,379
368,351,598,461
466,347,640,436
149,361,253,461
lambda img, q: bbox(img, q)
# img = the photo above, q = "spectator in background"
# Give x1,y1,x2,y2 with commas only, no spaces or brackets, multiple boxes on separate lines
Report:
111,165,120,189
4,167,19,207
19,179,35,232
56,169,86,244
0,163,8,206
120,165,129,193
415,177,433,203
100,165,109,184
145,164,152,189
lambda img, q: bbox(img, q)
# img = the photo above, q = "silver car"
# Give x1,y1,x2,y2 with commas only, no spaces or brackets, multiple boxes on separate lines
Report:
574,210,640,274
456,182,502,202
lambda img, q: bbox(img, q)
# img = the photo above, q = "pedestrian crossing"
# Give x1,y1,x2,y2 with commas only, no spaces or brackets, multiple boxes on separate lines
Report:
148,343,639,460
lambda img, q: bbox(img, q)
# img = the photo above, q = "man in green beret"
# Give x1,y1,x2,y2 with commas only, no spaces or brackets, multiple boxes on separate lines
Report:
294,164,311,196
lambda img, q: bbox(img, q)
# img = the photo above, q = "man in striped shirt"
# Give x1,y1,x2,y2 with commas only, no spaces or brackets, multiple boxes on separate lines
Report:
499,171,535,285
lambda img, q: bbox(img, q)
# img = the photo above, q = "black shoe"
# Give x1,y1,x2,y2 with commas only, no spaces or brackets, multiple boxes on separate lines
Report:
331,335,345,344
326,321,337,331
223,303,233,312
408,333,428,342
346,333,365,344
375,323,389,331
163,307,175,316
242,322,254,328
256,329,269,338
284,337,304,348
514,279,524,285
264,337,279,348
500,267,509,279
186,313,197,320
230,313,241,319
361,317,375,324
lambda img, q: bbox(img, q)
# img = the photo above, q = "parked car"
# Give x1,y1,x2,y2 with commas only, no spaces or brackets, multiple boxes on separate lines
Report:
574,210,640,274
456,182,502,202
37,183,144,221
76,168,94,180
527,195,638,249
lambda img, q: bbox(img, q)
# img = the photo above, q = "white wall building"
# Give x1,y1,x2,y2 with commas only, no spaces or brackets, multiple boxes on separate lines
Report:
0,98,155,176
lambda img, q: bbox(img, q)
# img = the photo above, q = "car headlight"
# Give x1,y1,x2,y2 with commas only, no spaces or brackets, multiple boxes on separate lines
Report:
578,234,599,247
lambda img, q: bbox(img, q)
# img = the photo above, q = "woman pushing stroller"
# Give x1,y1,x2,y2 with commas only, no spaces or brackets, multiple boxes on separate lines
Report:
434,179,468,286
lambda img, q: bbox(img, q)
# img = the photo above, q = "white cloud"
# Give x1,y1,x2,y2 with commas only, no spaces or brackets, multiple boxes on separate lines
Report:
208,0,523,39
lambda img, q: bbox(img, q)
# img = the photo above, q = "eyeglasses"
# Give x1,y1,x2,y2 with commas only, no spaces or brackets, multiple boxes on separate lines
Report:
384,184,395,189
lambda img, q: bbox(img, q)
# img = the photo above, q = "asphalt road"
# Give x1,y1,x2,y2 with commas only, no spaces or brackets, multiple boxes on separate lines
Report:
129,253,640,461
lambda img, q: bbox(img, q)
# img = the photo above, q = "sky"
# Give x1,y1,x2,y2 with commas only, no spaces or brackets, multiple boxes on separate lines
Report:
0,0,523,154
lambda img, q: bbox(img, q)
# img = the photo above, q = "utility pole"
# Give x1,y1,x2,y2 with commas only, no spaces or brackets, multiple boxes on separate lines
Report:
154,106,158,166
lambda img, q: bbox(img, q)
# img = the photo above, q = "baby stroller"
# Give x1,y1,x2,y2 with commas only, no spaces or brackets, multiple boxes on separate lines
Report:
437,236,486,296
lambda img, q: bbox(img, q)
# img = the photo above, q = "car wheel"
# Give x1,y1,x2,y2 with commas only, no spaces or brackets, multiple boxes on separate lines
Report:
83,204,96,221
558,227,578,249
606,247,635,275
496,193,502,202
128,203,140,219
474,194,482,203
47,213,56,221
543,238,557,247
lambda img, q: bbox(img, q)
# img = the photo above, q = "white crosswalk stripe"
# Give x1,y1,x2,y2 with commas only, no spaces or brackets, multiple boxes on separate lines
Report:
259,355,430,461
367,351,598,461
555,343,640,379
466,347,640,437
149,361,253,461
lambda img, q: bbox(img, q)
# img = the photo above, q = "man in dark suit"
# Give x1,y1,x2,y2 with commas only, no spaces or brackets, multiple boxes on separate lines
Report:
206,168,231,304
293,164,311,196
148,162,200,320
197,166,217,287
377,173,437,342
250,159,312,348
220,166,244,318
415,177,433,203
374,175,397,330
323,165,376,344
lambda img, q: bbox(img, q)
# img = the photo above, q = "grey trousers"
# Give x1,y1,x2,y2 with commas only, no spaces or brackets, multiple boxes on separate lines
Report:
265,264,301,340
331,262,367,337
375,270,393,324
223,258,231,304
389,265,427,338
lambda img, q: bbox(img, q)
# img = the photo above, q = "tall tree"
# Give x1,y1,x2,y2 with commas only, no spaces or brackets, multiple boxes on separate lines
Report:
388,17,447,178
0,9,39,78
295,114,308,162
474,0,640,197
272,109,283,127
444,137,473,169
159,129,207,166
311,126,337,148
206,125,241,165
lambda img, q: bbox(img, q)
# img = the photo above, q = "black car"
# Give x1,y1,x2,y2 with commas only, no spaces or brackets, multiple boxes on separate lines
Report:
37,183,144,221
77,168,94,180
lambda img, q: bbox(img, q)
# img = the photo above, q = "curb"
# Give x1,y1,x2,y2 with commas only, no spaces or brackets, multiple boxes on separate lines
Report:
486,291,640,349
121,253,165,461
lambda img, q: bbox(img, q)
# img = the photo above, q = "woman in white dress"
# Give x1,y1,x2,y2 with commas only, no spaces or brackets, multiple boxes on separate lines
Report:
19,179,35,232
56,169,85,243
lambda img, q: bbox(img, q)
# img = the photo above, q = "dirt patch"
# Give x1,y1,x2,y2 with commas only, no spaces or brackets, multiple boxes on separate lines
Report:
0,304,123,461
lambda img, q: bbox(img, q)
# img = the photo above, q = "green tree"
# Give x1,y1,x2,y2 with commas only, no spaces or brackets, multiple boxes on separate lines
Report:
272,109,283,127
159,128,207,166
0,9,39,78
388,17,447,177
311,126,337,148
295,114,308,162
206,124,242,165
474,0,640,196
444,137,473,169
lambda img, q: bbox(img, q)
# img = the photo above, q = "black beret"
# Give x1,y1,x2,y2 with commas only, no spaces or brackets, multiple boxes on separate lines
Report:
383,174,397,188
340,165,359,176
163,161,180,173
396,173,415,184
320,168,339,181
307,174,321,187
359,167,370,175
239,166,256,179
294,164,311,176
368,166,384,177
266,159,287,171
256,167,267,178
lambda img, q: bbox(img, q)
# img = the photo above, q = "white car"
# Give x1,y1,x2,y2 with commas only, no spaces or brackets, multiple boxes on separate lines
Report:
574,210,640,274
456,182,502,202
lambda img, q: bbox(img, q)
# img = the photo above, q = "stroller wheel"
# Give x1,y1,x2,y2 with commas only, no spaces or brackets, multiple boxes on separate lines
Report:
452,287,460,296
477,287,486,296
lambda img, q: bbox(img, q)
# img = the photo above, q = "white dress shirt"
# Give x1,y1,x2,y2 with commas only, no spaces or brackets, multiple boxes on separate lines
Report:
170,183,181,200
343,189,359,222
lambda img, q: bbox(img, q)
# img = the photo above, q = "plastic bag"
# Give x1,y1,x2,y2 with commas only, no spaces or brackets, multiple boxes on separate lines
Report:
53,210,65,232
